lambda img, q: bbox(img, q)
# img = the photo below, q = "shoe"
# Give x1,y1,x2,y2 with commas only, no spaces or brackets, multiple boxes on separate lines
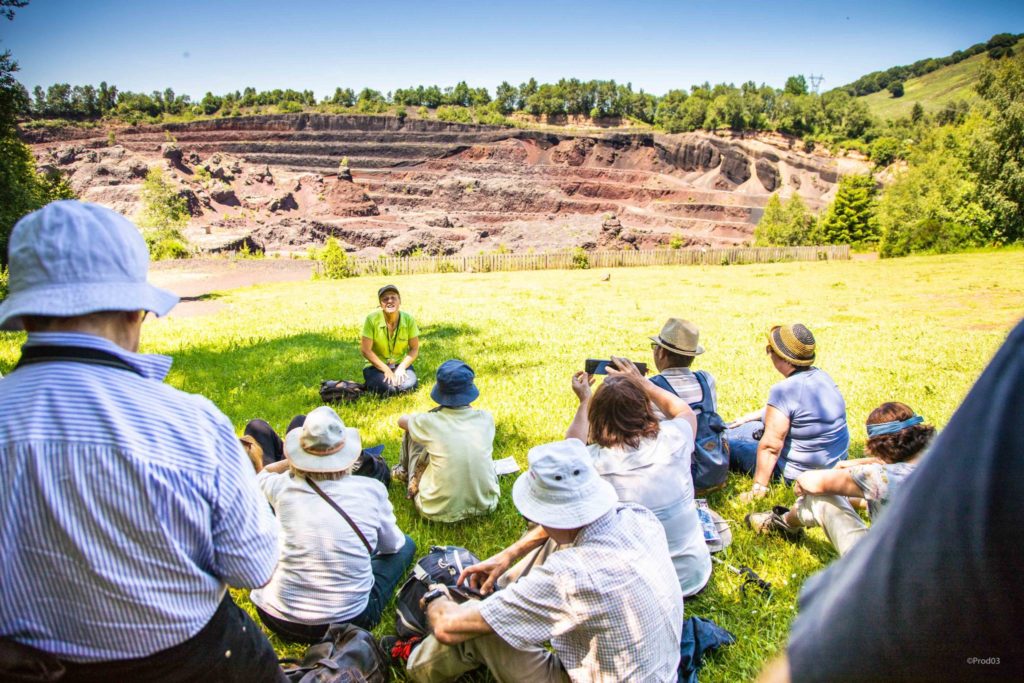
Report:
391,464,408,483
379,635,421,667
745,505,804,541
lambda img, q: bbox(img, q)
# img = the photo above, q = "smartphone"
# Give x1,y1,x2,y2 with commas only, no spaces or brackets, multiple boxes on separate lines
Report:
585,359,648,375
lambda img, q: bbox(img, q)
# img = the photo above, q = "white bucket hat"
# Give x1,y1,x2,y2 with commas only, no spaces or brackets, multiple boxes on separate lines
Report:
0,201,180,331
511,439,619,529
284,406,362,473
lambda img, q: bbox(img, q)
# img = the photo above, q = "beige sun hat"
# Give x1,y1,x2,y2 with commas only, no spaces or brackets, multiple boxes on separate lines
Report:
650,318,705,356
511,439,619,530
284,406,362,472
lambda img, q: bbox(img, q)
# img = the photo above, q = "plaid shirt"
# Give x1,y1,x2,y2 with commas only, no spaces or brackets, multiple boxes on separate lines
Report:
479,504,683,682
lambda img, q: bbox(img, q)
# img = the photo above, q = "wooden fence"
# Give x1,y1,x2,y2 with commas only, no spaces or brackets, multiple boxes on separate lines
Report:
318,244,850,277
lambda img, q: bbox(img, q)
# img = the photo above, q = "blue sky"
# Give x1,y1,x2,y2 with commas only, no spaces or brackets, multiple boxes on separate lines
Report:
2,0,1023,98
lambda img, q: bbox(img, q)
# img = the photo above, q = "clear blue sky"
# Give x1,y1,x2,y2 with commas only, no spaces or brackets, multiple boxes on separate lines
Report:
2,0,1023,98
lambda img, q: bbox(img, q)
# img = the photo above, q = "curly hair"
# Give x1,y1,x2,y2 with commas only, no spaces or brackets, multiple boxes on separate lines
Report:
866,401,935,463
587,375,661,449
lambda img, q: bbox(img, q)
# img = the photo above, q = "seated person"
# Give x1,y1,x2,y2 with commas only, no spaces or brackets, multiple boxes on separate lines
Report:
648,317,718,415
361,284,419,395
249,406,415,643
401,440,684,683
728,324,850,502
746,402,933,555
395,359,499,522
567,357,712,597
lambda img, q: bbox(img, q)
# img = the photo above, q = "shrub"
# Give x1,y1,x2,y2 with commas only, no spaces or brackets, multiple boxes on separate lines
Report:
571,247,590,269
669,234,685,249
418,106,429,118
278,100,303,113
107,130,116,147
146,234,190,260
313,237,358,279
0,265,7,301
436,106,474,124
137,167,191,260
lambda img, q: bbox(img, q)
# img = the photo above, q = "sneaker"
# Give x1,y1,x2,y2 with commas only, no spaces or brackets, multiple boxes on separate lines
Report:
391,464,408,483
745,505,804,541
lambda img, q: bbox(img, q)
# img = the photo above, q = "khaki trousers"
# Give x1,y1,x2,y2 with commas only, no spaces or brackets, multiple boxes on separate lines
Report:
793,493,869,556
406,536,567,683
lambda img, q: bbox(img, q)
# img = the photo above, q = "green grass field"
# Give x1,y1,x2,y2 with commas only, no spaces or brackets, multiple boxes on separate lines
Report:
858,38,1024,120
2,250,1022,681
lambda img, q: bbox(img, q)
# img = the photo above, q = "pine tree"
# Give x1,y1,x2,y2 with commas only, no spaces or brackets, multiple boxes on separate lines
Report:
818,175,880,245
754,194,787,245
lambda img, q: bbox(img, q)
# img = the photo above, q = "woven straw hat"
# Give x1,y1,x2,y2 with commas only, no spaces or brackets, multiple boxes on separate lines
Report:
650,318,704,356
767,324,816,367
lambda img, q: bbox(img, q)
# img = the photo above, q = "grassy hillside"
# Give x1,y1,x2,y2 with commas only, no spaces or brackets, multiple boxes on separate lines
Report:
859,37,1024,120
2,250,1022,681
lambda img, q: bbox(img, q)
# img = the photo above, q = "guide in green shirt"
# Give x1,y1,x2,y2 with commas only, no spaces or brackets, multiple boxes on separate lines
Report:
359,284,420,395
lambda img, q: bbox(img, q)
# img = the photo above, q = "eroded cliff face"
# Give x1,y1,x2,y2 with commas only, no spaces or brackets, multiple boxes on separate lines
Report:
26,114,867,255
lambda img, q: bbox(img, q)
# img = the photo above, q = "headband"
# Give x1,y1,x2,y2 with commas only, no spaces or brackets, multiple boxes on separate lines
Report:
866,415,924,438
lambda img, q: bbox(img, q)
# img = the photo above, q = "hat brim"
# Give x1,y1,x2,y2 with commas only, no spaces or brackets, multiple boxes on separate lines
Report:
511,468,618,530
284,426,362,472
0,281,180,331
430,382,480,407
649,336,704,356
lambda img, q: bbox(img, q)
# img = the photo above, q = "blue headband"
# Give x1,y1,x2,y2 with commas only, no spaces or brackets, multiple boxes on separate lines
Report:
866,415,924,437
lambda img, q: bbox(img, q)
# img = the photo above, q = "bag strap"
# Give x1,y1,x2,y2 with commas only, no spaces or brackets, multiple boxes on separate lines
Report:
649,373,676,395
14,345,141,376
693,370,716,413
306,478,373,555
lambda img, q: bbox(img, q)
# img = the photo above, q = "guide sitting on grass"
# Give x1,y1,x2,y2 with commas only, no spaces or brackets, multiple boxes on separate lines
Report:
401,440,684,683
0,201,284,682
361,284,420,395
394,359,499,522
728,323,850,501
746,401,932,556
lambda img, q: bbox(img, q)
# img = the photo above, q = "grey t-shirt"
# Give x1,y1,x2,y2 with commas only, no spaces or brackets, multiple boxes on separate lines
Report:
787,320,1024,682
767,367,849,479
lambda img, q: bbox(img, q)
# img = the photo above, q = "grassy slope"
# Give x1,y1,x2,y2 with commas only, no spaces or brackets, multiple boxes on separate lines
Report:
858,38,1024,120
2,250,1022,681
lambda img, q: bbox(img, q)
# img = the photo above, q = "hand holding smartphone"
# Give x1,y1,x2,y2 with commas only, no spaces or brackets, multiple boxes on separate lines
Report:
585,358,648,376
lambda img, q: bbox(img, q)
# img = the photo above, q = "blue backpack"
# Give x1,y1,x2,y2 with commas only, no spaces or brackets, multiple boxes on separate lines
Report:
650,371,729,494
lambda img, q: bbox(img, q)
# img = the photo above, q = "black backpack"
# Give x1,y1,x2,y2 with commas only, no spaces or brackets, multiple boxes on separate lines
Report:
394,546,481,639
281,623,388,683
650,370,729,495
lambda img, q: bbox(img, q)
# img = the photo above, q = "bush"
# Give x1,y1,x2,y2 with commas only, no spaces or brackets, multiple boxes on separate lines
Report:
436,105,474,124
145,234,190,260
278,100,303,113
313,237,358,279
137,167,191,260
869,136,903,167
571,247,590,269
0,265,7,301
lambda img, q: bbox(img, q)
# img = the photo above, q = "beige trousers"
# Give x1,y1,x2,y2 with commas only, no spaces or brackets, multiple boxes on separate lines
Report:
406,537,567,683
793,493,869,556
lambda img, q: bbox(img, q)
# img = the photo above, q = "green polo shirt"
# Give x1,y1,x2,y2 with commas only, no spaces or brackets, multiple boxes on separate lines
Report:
361,310,420,365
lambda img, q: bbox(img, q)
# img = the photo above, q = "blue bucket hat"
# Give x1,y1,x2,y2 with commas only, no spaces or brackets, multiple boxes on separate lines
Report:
0,201,179,331
431,359,480,407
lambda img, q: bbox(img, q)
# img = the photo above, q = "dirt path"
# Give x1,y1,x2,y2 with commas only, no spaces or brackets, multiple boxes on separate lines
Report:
149,259,314,317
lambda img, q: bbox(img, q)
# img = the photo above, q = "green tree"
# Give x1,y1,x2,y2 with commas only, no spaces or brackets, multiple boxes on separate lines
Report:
888,80,904,98
869,136,903,167
755,193,815,246
137,167,190,259
817,175,879,245
754,194,787,246
784,75,808,96
910,102,925,123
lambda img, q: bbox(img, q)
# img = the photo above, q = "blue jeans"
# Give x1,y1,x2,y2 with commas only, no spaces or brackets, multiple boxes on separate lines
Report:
256,534,417,643
727,421,788,481
363,365,418,395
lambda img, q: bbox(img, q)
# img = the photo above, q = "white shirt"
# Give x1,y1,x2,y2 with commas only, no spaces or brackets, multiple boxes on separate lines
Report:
587,417,712,597
250,472,405,624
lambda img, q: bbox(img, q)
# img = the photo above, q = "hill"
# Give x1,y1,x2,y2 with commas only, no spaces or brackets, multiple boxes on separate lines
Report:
858,37,1024,120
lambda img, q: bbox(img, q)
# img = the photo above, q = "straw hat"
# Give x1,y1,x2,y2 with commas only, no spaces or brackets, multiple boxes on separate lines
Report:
511,439,618,529
650,318,704,356
0,201,179,331
767,324,816,366
284,406,362,472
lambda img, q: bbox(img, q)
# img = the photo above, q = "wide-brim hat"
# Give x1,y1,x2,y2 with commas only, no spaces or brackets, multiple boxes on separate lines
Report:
512,439,618,529
0,201,179,331
284,406,362,472
650,318,704,356
431,359,480,407
767,324,816,366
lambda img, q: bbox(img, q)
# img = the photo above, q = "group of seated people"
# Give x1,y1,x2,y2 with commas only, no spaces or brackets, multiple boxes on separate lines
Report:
228,283,936,681
2,201,971,683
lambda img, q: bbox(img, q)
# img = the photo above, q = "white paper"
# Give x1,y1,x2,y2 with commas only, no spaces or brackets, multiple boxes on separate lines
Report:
493,456,521,476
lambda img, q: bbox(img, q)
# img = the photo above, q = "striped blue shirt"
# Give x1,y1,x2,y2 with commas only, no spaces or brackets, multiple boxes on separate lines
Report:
0,332,280,662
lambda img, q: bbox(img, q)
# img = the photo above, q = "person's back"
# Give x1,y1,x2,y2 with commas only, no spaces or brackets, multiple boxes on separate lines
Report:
770,367,849,476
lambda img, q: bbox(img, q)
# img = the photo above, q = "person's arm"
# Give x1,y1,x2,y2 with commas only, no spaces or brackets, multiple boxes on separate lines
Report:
792,468,862,498
728,407,766,429
398,414,411,431
394,336,419,383
739,405,790,501
458,525,549,594
607,356,696,434
565,371,594,441
836,456,883,469
262,459,290,475
360,335,395,383
424,590,494,645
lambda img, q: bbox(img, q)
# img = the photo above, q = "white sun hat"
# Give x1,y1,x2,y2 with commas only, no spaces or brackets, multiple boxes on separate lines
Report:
511,438,619,529
284,406,362,472
0,200,180,331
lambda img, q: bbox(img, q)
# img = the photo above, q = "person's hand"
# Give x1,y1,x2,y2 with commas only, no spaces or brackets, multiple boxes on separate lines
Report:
393,367,408,385
738,483,769,503
458,551,512,595
727,416,751,429
571,371,594,402
382,367,397,385
605,355,644,380
418,583,453,611
792,478,806,497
